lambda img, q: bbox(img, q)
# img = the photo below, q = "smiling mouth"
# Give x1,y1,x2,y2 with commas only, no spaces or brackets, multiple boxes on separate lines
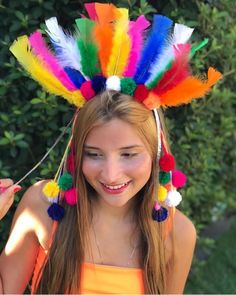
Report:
100,181,131,190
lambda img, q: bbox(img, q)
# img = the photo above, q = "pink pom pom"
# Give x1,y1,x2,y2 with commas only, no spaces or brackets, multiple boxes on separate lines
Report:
172,170,187,188
64,188,77,206
80,81,95,100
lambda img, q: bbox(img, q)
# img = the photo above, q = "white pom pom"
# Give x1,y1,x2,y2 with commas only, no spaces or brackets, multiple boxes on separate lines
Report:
164,190,182,207
106,76,121,91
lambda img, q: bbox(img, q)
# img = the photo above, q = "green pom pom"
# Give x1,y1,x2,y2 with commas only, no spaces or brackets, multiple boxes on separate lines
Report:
58,172,73,191
120,78,136,96
159,171,171,185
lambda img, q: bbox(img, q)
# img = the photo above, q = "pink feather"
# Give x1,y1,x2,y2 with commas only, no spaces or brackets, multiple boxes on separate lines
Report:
124,15,150,77
29,31,76,91
84,3,97,20
152,44,191,95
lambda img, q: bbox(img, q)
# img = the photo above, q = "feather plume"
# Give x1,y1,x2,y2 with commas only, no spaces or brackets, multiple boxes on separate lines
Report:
190,38,209,58
124,15,150,77
95,3,118,25
45,17,83,76
64,67,85,88
29,31,76,91
146,23,194,88
106,8,131,77
75,18,100,78
84,3,97,20
152,44,191,96
93,3,119,76
10,36,85,107
134,15,173,84
143,67,222,109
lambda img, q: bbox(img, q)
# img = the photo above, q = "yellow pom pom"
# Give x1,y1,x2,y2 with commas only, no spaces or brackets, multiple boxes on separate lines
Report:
158,185,167,202
43,180,60,199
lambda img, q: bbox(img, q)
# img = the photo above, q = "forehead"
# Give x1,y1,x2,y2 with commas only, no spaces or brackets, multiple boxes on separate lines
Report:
84,118,145,149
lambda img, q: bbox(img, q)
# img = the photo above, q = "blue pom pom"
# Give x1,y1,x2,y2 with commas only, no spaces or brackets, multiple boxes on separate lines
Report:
47,203,65,221
91,75,106,93
152,206,168,222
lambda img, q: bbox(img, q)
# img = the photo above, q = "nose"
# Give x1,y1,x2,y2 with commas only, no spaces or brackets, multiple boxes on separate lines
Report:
100,156,123,184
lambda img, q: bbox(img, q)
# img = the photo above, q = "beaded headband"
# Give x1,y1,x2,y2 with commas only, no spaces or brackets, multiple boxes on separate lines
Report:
10,2,222,222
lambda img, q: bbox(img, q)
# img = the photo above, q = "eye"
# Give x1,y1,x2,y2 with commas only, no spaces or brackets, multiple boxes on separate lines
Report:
84,151,103,158
121,152,138,158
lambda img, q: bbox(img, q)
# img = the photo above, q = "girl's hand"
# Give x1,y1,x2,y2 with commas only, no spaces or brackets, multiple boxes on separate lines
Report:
0,179,21,220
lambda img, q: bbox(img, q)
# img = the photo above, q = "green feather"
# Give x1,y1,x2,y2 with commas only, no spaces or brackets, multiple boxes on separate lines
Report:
75,18,100,78
190,38,209,58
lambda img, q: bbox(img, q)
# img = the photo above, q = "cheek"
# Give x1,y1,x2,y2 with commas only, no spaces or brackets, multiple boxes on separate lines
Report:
125,155,152,179
82,159,100,179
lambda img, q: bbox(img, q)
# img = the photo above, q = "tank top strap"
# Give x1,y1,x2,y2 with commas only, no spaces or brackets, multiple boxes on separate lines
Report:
31,220,58,294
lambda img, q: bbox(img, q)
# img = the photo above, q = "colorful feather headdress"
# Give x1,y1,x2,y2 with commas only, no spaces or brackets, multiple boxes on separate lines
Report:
10,2,222,222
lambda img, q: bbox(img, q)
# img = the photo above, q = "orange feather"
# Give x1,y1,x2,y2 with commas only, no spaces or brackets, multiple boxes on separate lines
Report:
143,67,222,109
94,3,121,76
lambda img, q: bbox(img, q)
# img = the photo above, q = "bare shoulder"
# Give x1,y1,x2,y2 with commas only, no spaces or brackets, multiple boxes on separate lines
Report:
173,208,197,246
11,180,54,249
164,209,197,293
0,180,54,293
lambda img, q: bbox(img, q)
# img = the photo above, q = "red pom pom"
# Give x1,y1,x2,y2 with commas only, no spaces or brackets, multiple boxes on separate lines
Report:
159,153,175,172
172,170,187,188
133,84,149,103
80,81,95,100
64,188,77,206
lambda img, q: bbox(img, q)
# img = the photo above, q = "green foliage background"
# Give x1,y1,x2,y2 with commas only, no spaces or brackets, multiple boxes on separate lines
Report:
0,0,235,288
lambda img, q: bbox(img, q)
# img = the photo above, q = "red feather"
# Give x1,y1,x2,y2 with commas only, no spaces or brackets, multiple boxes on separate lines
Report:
152,44,191,96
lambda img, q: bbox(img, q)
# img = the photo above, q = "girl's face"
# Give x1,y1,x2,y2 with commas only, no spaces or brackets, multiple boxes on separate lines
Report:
82,118,152,208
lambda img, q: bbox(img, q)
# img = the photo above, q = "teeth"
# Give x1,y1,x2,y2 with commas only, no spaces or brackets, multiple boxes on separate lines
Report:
102,182,129,190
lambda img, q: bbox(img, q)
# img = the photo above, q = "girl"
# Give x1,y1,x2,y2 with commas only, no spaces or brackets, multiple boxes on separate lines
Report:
0,2,221,293
0,92,196,294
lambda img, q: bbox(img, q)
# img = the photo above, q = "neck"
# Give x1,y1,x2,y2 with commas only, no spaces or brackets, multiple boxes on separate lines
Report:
91,197,137,225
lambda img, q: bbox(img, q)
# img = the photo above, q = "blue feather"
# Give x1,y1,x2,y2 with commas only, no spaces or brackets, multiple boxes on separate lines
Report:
64,67,85,88
134,15,173,84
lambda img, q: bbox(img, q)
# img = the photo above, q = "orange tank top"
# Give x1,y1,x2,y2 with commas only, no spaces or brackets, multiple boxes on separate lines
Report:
31,209,174,294
31,247,144,294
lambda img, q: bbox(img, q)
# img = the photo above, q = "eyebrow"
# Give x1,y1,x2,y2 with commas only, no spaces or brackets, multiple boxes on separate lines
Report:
84,145,144,150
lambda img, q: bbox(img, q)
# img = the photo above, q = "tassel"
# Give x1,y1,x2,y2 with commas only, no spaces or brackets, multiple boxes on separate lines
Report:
106,8,131,77
134,15,173,84
45,17,84,75
9,36,85,106
124,15,150,77
76,18,100,78
146,23,194,88
152,202,168,222
47,203,65,221
29,31,76,91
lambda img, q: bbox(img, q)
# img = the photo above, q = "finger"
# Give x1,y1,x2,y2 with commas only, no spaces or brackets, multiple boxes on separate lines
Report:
0,184,22,196
0,178,14,188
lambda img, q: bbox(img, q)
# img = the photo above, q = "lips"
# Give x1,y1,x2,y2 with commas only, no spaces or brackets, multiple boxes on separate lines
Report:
100,181,131,194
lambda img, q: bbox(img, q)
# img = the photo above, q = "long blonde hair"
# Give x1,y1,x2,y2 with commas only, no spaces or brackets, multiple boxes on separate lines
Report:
36,91,169,294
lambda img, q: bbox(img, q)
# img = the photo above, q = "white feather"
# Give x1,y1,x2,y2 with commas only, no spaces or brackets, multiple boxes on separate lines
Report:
172,23,194,44
45,17,83,74
146,23,194,86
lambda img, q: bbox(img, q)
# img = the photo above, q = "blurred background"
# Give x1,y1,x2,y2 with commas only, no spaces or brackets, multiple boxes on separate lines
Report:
0,0,235,293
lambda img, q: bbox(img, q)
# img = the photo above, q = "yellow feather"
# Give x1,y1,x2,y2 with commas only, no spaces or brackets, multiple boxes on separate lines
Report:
10,36,85,107
106,9,131,77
